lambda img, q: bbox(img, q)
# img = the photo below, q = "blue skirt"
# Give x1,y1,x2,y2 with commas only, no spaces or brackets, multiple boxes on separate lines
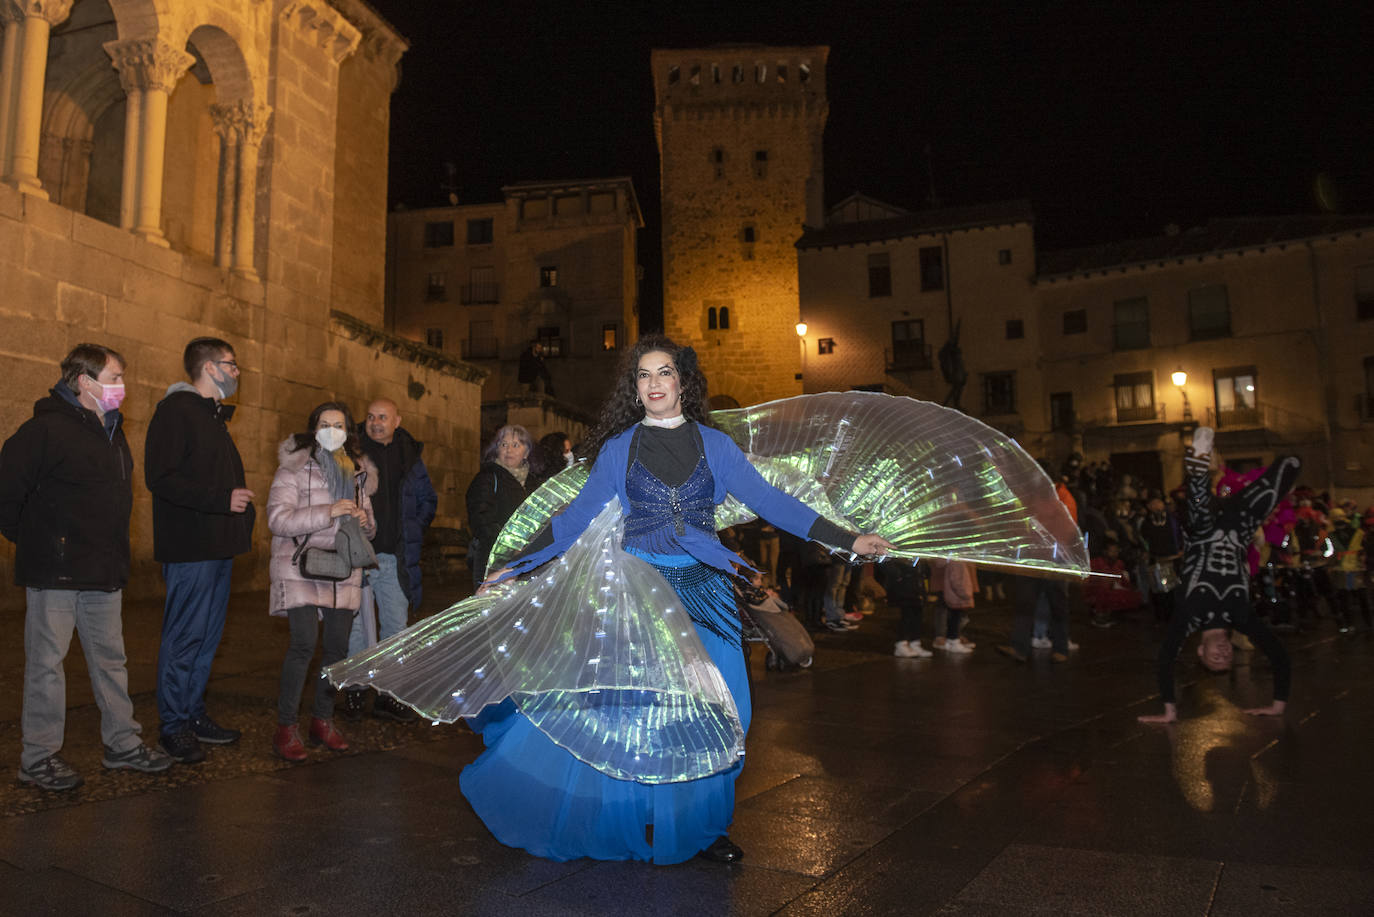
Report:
459,556,749,865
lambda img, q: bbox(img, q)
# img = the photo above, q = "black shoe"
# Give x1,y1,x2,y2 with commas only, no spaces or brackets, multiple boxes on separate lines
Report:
161,730,207,764
371,694,418,723
191,715,241,745
340,688,368,722
698,836,744,863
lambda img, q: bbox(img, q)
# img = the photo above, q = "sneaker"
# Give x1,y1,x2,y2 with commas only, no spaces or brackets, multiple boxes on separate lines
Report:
943,640,974,654
102,743,174,773
17,754,83,792
371,694,418,724
894,640,932,658
824,620,852,633
1030,636,1052,650
160,730,206,764
190,715,241,745
1068,639,1080,652
957,637,976,650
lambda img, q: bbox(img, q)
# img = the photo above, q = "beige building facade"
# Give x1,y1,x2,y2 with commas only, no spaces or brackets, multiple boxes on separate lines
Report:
387,177,642,437
797,196,1041,439
653,45,828,409
0,0,487,608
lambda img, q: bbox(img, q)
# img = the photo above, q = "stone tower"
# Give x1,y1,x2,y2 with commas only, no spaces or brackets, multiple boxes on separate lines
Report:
652,46,829,407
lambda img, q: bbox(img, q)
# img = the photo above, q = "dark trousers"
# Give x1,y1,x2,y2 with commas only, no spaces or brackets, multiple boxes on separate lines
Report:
278,605,352,724
1011,576,1069,655
899,602,923,642
156,558,233,737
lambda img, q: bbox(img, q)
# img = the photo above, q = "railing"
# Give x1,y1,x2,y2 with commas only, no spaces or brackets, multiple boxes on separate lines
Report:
461,338,499,360
461,283,500,305
1204,401,1325,433
1115,404,1159,423
884,343,933,372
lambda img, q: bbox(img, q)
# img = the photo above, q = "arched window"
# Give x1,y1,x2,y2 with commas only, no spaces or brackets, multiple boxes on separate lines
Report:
707,307,718,330
719,306,731,329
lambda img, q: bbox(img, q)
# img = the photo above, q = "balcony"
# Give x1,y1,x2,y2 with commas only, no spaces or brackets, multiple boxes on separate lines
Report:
461,338,499,360
461,282,500,305
885,342,933,372
1115,404,1159,424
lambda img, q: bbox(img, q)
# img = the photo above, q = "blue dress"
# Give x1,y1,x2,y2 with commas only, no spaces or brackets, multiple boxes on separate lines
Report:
459,431,755,864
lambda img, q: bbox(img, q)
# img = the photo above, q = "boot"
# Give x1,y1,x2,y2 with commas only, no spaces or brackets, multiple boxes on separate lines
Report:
272,724,307,762
340,688,367,721
308,717,349,752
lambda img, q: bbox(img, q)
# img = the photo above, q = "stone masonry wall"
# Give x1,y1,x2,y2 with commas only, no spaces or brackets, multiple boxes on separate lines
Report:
0,182,485,611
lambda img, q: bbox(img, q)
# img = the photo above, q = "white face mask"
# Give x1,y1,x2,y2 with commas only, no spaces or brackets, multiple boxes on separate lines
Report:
315,427,347,452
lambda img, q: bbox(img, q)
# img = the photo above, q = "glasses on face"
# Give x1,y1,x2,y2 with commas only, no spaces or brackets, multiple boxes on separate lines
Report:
216,360,239,373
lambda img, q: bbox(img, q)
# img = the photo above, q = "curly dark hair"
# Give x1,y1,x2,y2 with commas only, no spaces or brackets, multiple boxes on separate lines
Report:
579,334,713,463
287,401,365,464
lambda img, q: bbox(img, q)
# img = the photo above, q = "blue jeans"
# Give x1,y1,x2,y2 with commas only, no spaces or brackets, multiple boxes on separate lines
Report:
347,553,410,654
1012,577,1069,655
156,558,233,737
22,588,143,768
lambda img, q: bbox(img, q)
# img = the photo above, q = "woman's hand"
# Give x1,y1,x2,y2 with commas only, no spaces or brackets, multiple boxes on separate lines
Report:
477,567,512,595
329,499,359,519
852,533,894,557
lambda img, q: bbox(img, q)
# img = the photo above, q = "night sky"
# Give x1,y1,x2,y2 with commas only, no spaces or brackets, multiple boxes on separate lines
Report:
368,0,1373,327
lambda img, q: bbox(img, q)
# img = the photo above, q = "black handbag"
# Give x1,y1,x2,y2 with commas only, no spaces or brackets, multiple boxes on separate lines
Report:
292,536,351,581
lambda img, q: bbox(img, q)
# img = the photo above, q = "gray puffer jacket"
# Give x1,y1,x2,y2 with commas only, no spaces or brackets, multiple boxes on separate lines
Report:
267,438,378,616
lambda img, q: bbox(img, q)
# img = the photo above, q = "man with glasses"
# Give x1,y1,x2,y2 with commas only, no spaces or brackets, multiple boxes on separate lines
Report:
1,344,174,789
144,338,256,763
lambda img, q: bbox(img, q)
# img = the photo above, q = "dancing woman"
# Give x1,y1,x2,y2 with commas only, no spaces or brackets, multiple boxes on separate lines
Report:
463,335,890,864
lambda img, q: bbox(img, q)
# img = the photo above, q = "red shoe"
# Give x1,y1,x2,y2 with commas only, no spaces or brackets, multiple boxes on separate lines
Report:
273,724,307,762
308,717,349,752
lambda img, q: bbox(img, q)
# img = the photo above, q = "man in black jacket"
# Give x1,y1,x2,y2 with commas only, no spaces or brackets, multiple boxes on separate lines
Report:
341,398,438,722
144,338,256,763
0,344,173,790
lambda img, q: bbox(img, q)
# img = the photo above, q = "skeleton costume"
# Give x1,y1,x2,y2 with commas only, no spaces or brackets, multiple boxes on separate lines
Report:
1155,448,1300,705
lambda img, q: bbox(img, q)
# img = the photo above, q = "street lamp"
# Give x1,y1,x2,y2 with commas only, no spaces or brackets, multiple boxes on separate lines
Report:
795,321,807,390
1171,368,1191,420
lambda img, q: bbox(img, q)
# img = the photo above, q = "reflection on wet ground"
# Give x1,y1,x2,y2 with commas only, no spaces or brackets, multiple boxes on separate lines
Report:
2,588,1372,914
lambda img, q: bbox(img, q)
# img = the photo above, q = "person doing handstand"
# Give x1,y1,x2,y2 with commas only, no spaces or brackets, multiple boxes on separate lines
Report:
1138,427,1300,724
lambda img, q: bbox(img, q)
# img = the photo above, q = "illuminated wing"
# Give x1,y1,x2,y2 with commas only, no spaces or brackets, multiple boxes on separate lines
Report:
489,391,1088,578
711,392,1088,577
326,499,744,784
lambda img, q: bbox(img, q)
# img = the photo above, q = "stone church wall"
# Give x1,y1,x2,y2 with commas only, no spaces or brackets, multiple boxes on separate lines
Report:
0,182,485,611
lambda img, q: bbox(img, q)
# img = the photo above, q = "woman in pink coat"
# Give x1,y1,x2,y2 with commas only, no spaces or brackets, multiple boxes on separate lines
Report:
267,402,377,761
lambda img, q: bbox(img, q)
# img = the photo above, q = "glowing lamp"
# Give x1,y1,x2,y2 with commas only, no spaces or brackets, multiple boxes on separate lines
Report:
795,322,808,336
1171,370,1187,388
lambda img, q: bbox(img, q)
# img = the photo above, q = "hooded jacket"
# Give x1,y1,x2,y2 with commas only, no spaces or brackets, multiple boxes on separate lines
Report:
267,438,378,616
144,383,255,562
0,385,133,590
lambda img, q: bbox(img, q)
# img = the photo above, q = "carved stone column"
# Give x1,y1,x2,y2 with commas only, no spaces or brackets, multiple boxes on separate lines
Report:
231,100,269,279
104,38,193,245
4,0,75,196
208,103,240,268
0,8,24,177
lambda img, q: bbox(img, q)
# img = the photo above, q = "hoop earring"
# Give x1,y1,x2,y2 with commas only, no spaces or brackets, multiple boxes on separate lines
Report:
635,394,642,406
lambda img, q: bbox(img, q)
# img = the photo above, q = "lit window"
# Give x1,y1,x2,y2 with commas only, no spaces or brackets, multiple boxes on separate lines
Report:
1113,371,1155,422
540,266,558,288
536,326,562,358
602,324,618,351
1213,366,1258,427
818,338,835,355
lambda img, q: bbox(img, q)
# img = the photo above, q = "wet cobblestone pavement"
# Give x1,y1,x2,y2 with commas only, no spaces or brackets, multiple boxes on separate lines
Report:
3,584,1372,915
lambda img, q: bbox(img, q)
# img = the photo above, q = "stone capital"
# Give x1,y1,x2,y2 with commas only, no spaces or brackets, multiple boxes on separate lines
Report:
279,0,360,65
208,102,241,142
6,0,75,26
103,38,195,94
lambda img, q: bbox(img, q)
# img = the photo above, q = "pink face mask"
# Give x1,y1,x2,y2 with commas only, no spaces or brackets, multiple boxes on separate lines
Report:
90,379,126,412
